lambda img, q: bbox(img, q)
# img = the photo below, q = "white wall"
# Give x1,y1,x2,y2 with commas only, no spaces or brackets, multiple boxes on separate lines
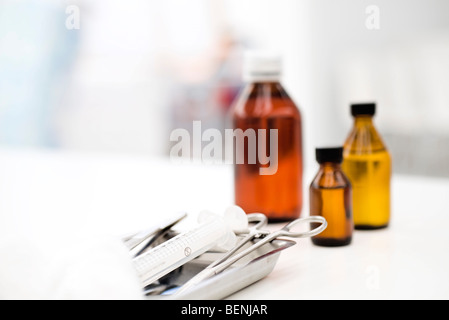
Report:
1,0,448,175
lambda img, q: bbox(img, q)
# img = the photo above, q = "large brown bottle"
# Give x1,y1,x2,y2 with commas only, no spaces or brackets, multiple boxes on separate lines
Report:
229,52,303,222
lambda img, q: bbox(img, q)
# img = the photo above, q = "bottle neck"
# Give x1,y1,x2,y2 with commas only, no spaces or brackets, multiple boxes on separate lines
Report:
247,81,282,92
353,115,374,127
319,162,342,171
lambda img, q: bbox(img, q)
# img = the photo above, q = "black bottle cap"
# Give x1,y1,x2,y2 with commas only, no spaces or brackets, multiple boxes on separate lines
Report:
351,103,376,116
316,147,343,164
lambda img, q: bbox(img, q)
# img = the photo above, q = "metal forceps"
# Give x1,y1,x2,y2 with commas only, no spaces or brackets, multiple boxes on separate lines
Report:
175,215,327,296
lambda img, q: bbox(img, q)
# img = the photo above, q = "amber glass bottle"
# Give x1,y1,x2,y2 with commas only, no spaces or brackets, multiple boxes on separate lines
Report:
230,52,303,222
310,147,353,247
342,103,391,229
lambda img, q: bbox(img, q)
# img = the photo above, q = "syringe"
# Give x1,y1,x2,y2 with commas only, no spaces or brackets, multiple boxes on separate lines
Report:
133,212,238,287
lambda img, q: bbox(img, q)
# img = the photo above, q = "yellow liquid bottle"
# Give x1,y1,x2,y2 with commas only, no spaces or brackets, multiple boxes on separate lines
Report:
342,103,392,229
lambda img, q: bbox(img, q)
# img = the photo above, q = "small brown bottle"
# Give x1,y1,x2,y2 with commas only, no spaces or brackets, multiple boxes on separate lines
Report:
310,147,353,246
230,52,303,222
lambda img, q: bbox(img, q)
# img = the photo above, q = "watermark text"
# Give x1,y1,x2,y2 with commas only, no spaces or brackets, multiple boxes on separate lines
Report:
170,121,278,175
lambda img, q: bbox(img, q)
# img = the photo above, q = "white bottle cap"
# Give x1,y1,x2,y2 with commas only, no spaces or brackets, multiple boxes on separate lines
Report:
243,51,282,82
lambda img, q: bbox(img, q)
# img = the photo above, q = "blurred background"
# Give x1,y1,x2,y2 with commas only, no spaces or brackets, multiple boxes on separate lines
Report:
0,0,448,177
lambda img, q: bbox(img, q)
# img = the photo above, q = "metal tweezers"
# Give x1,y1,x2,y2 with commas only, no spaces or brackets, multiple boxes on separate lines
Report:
122,212,187,257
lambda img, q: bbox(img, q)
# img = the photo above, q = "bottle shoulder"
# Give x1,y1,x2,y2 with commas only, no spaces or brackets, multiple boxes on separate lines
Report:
310,166,351,189
230,82,301,119
343,120,388,154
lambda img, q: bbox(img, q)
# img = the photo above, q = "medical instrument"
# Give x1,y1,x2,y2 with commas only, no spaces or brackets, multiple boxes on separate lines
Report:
200,213,269,271
173,213,268,295
133,211,242,287
148,237,296,299
174,215,327,295
123,212,187,257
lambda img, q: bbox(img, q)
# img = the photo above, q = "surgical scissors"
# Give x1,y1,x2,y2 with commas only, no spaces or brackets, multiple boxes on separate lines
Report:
174,215,327,296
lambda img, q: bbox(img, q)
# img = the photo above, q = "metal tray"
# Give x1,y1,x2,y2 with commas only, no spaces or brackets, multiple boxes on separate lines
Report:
144,236,296,300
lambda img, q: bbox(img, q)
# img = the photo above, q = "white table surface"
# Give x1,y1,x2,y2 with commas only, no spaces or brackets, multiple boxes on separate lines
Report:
0,147,448,299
